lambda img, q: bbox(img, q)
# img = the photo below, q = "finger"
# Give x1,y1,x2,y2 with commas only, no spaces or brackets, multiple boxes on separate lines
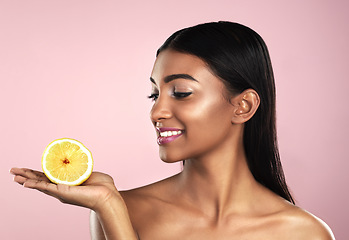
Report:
9,167,22,175
23,179,74,197
10,168,49,182
23,179,59,202
23,178,57,191
22,168,48,181
23,180,79,204
13,175,57,198
23,179,61,197
13,175,28,185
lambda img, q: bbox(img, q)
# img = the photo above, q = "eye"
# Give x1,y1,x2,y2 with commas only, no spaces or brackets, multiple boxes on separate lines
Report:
173,91,192,98
147,93,159,101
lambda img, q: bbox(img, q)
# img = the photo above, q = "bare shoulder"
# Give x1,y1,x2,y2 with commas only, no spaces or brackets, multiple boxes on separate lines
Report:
120,173,178,202
277,203,335,240
119,173,179,222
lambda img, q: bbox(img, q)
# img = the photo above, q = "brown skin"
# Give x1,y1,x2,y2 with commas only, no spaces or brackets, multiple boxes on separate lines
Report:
118,50,334,239
10,50,334,240
10,169,137,240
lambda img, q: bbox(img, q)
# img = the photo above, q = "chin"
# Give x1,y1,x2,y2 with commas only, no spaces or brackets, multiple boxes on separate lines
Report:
159,151,185,164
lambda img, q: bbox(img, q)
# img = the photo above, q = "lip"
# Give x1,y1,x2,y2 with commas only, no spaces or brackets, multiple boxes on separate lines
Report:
156,127,184,145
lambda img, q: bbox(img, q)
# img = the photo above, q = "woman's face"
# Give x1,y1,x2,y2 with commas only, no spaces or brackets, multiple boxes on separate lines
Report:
149,49,236,163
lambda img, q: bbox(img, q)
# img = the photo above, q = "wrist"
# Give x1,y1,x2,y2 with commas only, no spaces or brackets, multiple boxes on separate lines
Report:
92,191,125,214
93,195,137,240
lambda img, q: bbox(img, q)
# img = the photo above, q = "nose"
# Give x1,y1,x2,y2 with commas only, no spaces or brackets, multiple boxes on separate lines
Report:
150,96,173,123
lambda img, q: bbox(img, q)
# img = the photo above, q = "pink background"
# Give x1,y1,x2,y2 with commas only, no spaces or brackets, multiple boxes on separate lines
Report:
1,0,348,239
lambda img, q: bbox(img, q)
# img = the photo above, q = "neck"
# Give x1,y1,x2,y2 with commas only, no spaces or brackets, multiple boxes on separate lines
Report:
177,136,261,221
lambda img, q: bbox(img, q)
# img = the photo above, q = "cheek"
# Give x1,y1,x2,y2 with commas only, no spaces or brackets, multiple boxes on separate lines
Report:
182,97,232,127
157,103,232,163
180,99,233,143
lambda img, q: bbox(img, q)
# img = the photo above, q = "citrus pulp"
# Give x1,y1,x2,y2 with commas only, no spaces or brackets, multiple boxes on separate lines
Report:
42,138,93,186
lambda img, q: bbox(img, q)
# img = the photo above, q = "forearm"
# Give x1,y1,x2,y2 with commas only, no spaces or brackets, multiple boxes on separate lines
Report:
91,196,138,240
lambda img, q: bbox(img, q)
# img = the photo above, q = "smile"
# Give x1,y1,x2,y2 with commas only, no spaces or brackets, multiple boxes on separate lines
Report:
159,130,182,137
156,127,184,145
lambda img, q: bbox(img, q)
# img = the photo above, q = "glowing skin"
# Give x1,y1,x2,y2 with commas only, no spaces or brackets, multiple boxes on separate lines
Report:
150,49,237,163
10,49,334,240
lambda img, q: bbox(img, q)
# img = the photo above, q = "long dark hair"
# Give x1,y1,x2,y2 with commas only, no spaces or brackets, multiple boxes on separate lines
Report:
157,21,294,204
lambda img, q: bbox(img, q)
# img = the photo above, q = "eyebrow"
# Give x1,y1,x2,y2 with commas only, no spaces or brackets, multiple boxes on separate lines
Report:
150,74,198,85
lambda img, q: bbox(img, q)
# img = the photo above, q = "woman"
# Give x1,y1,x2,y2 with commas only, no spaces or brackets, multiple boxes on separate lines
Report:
11,21,334,239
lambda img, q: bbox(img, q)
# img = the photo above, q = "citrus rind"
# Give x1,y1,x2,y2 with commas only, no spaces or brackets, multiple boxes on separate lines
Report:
42,138,93,186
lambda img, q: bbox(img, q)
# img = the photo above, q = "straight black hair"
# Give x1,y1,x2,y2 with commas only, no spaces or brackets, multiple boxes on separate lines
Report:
157,21,294,204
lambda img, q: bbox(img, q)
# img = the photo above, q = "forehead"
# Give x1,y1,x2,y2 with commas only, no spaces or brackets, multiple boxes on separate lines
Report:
151,49,214,84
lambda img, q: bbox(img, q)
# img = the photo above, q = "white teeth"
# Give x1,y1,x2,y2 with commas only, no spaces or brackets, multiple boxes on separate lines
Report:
160,130,182,137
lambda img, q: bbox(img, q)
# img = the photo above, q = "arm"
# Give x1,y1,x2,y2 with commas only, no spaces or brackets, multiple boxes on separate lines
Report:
11,168,138,240
90,196,138,240
90,210,106,240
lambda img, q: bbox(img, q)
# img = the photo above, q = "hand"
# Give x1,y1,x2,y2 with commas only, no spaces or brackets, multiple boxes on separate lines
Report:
10,168,122,212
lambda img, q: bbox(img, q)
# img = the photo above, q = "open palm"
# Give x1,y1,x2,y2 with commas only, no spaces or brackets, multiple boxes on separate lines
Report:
10,168,120,211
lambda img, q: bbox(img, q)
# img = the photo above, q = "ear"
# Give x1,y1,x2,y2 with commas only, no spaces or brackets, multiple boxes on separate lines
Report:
231,89,260,124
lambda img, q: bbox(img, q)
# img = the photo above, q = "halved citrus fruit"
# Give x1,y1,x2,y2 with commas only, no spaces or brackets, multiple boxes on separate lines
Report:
42,138,93,186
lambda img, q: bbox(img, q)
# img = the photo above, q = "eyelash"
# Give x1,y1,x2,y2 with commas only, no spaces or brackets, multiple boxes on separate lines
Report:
147,93,159,101
147,92,192,101
173,92,192,98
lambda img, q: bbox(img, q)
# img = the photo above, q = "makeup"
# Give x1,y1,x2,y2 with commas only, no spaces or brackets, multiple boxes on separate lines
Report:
156,127,184,145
